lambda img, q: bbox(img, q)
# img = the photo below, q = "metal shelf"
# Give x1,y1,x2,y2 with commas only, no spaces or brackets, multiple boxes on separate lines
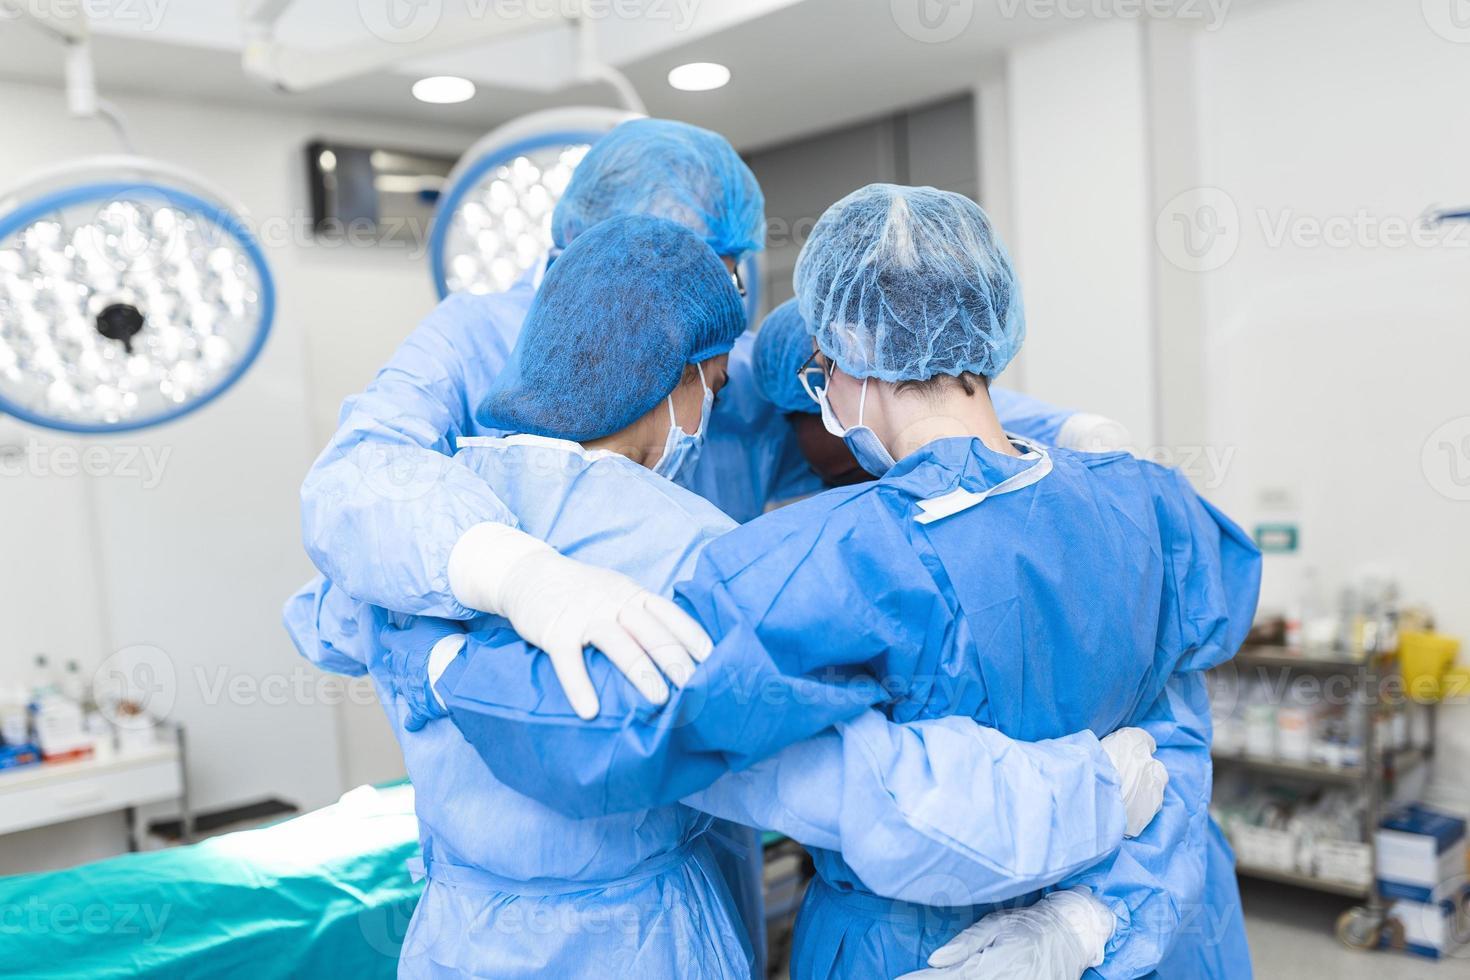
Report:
1235,862,1372,899
1216,642,1437,917
1233,645,1383,674
1212,752,1365,785
1211,747,1429,786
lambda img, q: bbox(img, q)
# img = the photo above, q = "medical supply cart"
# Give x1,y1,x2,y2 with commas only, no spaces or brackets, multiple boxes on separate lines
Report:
1209,645,1437,951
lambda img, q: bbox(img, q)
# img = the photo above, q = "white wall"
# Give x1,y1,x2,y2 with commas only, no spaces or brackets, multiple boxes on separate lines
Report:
1005,20,1158,445
1191,0,1470,810
0,80,475,868
996,2,1470,814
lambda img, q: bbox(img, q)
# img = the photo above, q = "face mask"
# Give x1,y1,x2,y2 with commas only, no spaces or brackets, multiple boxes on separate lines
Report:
814,377,897,477
652,363,714,482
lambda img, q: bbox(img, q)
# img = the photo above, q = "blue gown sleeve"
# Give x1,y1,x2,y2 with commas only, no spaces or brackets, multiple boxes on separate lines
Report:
298,291,525,619
683,710,1129,906
1062,672,1213,979
282,575,466,730
282,575,370,677
436,484,1036,818
1061,474,1261,978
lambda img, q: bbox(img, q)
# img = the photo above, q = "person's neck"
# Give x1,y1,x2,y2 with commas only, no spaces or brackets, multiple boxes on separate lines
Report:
582,405,664,467
876,383,1020,461
583,426,656,466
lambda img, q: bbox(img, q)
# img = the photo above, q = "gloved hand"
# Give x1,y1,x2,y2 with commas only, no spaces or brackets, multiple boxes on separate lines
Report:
380,617,466,731
448,522,713,720
896,887,1115,980
1100,727,1169,837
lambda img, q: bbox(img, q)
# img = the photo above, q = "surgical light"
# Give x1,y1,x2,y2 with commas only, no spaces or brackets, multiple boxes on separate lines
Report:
429,106,762,325
667,63,730,92
412,76,477,105
429,107,635,299
0,157,275,433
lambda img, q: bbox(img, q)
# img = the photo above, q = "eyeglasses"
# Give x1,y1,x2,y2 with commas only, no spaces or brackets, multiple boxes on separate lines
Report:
796,348,828,405
730,264,747,298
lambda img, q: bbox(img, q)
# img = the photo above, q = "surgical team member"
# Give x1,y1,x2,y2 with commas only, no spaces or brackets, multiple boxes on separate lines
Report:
299,117,1129,724
753,298,1136,489
286,214,1169,979
426,185,1262,979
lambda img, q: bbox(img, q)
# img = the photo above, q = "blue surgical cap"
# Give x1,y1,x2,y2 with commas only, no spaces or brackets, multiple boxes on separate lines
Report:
552,119,766,259
794,183,1024,382
753,299,819,415
478,214,745,441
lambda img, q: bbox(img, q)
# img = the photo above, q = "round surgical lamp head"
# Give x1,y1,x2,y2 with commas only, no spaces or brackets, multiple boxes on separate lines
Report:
429,106,638,300
0,156,274,434
429,106,763,324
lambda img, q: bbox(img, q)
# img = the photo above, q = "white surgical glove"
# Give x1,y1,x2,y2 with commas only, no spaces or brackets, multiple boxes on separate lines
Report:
448,522,712,720
1055,413,1134,454
896,887,1115,980
1100,727,1169,838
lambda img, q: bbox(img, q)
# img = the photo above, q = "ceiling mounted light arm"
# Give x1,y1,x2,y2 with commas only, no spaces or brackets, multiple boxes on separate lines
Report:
2,0,136,153
574,11,647,115
240,0,569,93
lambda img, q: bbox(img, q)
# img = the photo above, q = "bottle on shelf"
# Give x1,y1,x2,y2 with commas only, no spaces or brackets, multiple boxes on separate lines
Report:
61,659,90,709
29,653,59,703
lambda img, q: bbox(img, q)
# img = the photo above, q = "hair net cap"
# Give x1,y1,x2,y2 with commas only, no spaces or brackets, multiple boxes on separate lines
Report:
478,214,745,441
552,119,766,259
753,299,820,415
793,183,1024,382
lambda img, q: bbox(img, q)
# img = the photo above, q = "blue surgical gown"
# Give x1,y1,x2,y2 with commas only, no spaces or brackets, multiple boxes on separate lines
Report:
297,263,1084,621
434,438,1261,979
286,435,1142,978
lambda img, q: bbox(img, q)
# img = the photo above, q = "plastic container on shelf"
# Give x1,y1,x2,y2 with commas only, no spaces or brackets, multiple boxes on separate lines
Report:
1278,705,1316,762
1245,701,1278,758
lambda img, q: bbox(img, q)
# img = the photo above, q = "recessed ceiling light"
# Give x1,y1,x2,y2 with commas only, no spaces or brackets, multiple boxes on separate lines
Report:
667,62,730,92
412,76,476,105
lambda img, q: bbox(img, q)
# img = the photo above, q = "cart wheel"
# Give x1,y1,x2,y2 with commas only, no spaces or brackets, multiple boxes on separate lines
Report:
1335,906,1383,951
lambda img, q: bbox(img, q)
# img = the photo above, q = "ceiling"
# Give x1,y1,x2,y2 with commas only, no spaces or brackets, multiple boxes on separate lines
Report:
0,0,1272,151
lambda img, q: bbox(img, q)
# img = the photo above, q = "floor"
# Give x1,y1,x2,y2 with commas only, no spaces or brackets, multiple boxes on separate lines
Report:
1241,879,1458,978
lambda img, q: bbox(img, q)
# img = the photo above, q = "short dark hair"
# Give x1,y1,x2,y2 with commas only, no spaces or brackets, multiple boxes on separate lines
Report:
893,371,991,400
